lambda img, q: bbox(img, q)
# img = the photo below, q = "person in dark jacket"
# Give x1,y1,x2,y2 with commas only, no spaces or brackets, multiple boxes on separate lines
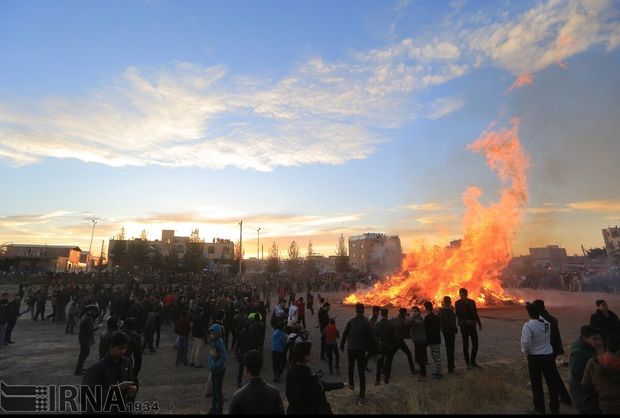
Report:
590,300,620,350
82,331,138,414
532,299,571,405
455,288,482,369
286,341,343,414
340,303,375,404
190,309,204,367
410,306,428,380
424,301,443,379
4,294,20,344
99,317,120,359
152,295,163,348
581,334,620,415
318,301,330,361
121,317,143,378
569,325,603,414
439,296,458,374
365,306,381,367
391,308,416,375
75,306,101,375
142,311,156,354
34,289,47,321
374,308,396,385
229,350,284,415
175,310,192,367
0,293,9,345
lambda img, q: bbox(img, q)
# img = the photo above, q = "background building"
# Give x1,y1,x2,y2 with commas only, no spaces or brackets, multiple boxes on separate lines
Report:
1,244,82,273
349,233,402,274
528,245,568,267
108,229,234,271
602,226,620,255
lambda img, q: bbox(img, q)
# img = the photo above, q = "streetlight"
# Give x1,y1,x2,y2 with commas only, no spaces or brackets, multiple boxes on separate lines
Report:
88,219,98,272
88,219,98,255
238,221,243,278
257,228,261,260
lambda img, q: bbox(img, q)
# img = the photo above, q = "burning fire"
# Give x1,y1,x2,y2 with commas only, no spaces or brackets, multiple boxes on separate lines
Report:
345,118,529,308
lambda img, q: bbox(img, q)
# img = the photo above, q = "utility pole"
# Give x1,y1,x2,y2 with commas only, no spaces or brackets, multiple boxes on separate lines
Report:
257,227,261,260
100,240,105,271
88,219,98,255
88,219,98,272
261,244,264,260
238,221,243,278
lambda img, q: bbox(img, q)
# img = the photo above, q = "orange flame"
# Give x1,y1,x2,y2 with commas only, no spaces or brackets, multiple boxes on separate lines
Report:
345,118,529,308
508,72,534,91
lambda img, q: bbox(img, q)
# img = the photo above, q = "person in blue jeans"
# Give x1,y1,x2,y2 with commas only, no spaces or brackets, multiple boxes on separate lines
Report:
175,311,191,366
208,323,228,414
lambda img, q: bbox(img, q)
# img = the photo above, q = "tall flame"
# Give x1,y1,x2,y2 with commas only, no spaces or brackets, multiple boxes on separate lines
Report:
345,118,529,308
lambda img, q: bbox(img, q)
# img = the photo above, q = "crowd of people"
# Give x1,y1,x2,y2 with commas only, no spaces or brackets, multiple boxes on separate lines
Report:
520,298,620,414
1,271,620,414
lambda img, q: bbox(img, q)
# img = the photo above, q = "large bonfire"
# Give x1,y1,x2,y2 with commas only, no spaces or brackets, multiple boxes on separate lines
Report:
344,118,529,308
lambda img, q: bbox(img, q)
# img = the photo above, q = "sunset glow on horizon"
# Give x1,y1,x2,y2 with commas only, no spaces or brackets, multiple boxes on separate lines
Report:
1,0,619,259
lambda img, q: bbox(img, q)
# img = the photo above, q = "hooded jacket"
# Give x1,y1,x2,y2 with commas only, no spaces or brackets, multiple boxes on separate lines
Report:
208,323,227,374
569,337,598,388
581,352,620,414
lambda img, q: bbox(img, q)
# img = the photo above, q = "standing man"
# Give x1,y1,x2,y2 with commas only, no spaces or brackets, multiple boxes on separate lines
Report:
365,306,381,369
228,350,285,415
295,297,306,329
569,325,603,414
532,299,571,405
82,331,138,414
581,334,620,415
455,288,482,369
439,296,458,374
424,301,443,379
340,303,375,405
34,289,47,322
318,301,330,361
0,293,9,346
374,308,395,385
75,306,101,375
208,323,228,415
271,322,288,382
4,294,20,345
65,296,80,335
521,302,560,415
590,300,620,350
392,308,416,375
175,311,192,367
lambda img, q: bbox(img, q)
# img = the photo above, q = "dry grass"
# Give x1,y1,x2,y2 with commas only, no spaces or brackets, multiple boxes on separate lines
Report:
325,358,575,414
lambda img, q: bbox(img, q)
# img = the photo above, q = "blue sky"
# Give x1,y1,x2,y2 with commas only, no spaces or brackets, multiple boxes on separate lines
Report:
1,0,619,257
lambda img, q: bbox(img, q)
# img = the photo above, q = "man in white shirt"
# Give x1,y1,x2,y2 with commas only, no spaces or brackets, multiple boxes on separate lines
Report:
287,304,298,328
521,302,560,414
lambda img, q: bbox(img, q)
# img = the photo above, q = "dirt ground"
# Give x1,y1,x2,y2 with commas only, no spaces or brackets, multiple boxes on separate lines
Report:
1,286,618,414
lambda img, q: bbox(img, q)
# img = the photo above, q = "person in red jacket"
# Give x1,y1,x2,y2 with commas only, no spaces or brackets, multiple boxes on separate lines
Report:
175,311,192,366
296,297,307,329
322,318,340,374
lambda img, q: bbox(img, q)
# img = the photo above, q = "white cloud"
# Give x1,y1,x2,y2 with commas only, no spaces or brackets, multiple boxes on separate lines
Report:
463,0,620,74
1,0,618,171
0,41,468,170
426,96,466,120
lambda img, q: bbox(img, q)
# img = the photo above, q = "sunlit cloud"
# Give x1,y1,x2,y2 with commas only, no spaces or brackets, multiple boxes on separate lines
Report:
464,0,619,75
567,199,620,213
508,72,534,91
